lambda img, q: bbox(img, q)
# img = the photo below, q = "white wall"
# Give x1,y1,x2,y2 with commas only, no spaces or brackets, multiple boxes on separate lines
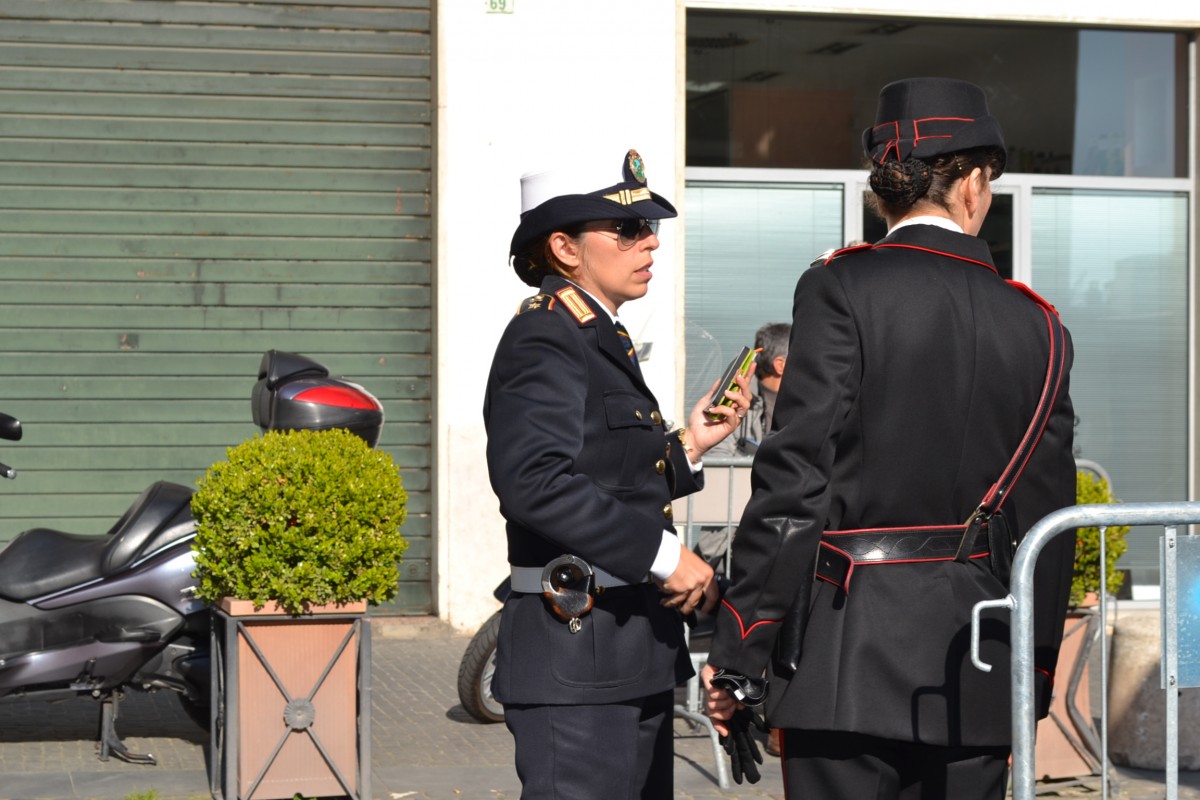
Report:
435,0,683,630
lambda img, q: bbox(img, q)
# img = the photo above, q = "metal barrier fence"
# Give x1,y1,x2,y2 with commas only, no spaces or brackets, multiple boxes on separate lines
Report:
673,454,754,790
673,456,1187,795
974,501,1200,800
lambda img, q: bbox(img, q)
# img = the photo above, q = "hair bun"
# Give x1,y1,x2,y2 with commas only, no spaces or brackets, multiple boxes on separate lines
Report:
869,158,932,208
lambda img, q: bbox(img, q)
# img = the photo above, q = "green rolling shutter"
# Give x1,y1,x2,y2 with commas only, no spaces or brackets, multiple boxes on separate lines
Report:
0,0,434,613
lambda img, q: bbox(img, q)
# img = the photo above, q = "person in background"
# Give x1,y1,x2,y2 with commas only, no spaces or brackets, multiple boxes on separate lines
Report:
702,77,1076,799
484,147,753,799
709,322,790,459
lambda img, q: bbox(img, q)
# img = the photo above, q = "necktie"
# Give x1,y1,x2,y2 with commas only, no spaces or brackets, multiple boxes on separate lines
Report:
614,321,641,373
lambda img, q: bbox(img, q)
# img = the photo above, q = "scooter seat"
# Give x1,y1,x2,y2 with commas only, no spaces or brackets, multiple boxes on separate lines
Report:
0,529,108,601
0,481,195,601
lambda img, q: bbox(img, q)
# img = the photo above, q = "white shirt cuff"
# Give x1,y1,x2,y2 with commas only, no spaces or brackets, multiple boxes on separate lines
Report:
649,531,682,580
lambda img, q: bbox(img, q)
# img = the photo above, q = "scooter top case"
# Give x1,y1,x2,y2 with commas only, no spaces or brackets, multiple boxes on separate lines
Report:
251,350,384,447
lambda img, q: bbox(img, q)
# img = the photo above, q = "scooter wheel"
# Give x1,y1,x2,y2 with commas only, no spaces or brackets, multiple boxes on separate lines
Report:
456,610,504,723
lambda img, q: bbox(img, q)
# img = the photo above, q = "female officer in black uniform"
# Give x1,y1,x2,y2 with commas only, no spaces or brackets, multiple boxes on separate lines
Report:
703,78,1076,799
484,148,752,799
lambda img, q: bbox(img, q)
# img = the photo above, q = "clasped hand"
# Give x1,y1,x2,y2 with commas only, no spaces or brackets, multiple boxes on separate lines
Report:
701,664,767,784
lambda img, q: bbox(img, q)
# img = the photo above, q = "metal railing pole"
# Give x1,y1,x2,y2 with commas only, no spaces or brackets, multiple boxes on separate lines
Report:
674,454,751,790
1165,526,1179,800
1100,527,1110,800
997,501,1200,800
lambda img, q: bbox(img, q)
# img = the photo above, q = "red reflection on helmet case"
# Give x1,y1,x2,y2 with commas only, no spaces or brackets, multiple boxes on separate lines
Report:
293,385,381,411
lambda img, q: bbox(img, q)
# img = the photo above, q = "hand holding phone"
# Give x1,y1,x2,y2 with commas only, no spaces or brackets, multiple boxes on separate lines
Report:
705,346,758,422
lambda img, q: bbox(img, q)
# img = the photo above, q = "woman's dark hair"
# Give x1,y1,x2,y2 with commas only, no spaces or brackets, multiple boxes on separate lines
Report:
511,229,583,287
867,146,1005,221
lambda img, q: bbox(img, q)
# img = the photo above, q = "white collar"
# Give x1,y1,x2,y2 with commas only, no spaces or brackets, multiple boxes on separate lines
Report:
888,215,964,236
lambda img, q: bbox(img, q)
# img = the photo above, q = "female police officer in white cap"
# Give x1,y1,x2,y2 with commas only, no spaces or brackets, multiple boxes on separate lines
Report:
483,148,752,798
703,78,1076,799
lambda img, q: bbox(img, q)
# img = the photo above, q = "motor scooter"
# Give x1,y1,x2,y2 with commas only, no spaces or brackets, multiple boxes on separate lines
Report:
0,350,384,764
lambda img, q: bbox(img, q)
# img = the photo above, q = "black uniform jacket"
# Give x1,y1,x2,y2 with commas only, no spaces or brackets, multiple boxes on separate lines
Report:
484,274,701,706
708,224,1076,747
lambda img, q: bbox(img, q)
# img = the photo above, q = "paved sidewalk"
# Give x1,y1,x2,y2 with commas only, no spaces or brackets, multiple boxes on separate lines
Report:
0,617,1195,800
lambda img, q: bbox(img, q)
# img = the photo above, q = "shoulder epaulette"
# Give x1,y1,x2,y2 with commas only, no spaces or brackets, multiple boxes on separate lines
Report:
515,293,555,316
1006,279,1059,315
811,242,873,268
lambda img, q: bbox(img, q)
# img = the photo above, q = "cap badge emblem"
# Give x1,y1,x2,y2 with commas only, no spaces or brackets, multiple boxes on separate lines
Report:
627,149,647,183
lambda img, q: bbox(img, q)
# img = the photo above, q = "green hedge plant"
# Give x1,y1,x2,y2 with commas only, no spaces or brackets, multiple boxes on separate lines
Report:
191,428,408,615
1072,469,1129,608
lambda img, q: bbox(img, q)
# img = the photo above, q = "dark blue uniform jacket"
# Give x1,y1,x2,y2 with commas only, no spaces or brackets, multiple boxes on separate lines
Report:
484,275,701,705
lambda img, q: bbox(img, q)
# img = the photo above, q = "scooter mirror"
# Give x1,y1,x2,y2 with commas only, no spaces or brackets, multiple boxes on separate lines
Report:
0,413,22,442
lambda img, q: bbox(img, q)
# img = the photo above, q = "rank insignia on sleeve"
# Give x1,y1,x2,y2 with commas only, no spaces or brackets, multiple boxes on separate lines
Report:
555,287,596,324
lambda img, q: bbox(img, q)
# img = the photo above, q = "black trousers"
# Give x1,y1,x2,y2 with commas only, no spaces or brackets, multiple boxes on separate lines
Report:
503,690,674,800
781,729,1010,800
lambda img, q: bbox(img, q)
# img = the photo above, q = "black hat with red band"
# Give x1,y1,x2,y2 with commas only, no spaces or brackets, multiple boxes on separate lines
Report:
862,77,1007,176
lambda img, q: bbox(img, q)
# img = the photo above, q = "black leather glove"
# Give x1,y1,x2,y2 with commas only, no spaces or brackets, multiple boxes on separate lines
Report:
719,706,768,785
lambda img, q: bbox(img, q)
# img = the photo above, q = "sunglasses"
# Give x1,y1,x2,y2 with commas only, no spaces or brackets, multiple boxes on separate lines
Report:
592,218,660,249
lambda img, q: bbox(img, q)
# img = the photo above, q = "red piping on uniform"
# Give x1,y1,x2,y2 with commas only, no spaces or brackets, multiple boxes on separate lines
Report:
873,243,998,275
984,308,1065,512
1007,280,1059,315
720,598,778,640
1001,314,1066,506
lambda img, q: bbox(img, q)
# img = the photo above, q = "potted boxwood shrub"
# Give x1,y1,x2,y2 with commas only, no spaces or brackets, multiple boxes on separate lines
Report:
1071,470,1129,608
191,426,409,615
193,413,408,800
1036,468,1129,782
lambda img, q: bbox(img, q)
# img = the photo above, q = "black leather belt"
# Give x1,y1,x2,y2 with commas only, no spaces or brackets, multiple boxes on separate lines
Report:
808,301,1067,597
815,525,991,593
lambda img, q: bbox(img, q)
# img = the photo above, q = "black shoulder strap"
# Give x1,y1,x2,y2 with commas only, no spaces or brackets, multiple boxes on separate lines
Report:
983,302,1068,517
955,304,1067,561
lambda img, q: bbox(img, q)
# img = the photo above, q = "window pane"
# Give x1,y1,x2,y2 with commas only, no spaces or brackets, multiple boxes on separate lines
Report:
1032,189,1189,581
686,12,1188,177
684,182,842,403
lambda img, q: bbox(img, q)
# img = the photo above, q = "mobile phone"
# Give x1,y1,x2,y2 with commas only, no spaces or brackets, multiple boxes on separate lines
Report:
705,346,757,422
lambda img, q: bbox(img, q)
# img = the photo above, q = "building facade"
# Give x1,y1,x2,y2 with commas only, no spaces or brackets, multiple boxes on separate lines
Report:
437,1,1199,628
0,2,1194,630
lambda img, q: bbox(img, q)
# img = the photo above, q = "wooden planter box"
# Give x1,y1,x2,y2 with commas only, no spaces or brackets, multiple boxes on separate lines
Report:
210,599,371,800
